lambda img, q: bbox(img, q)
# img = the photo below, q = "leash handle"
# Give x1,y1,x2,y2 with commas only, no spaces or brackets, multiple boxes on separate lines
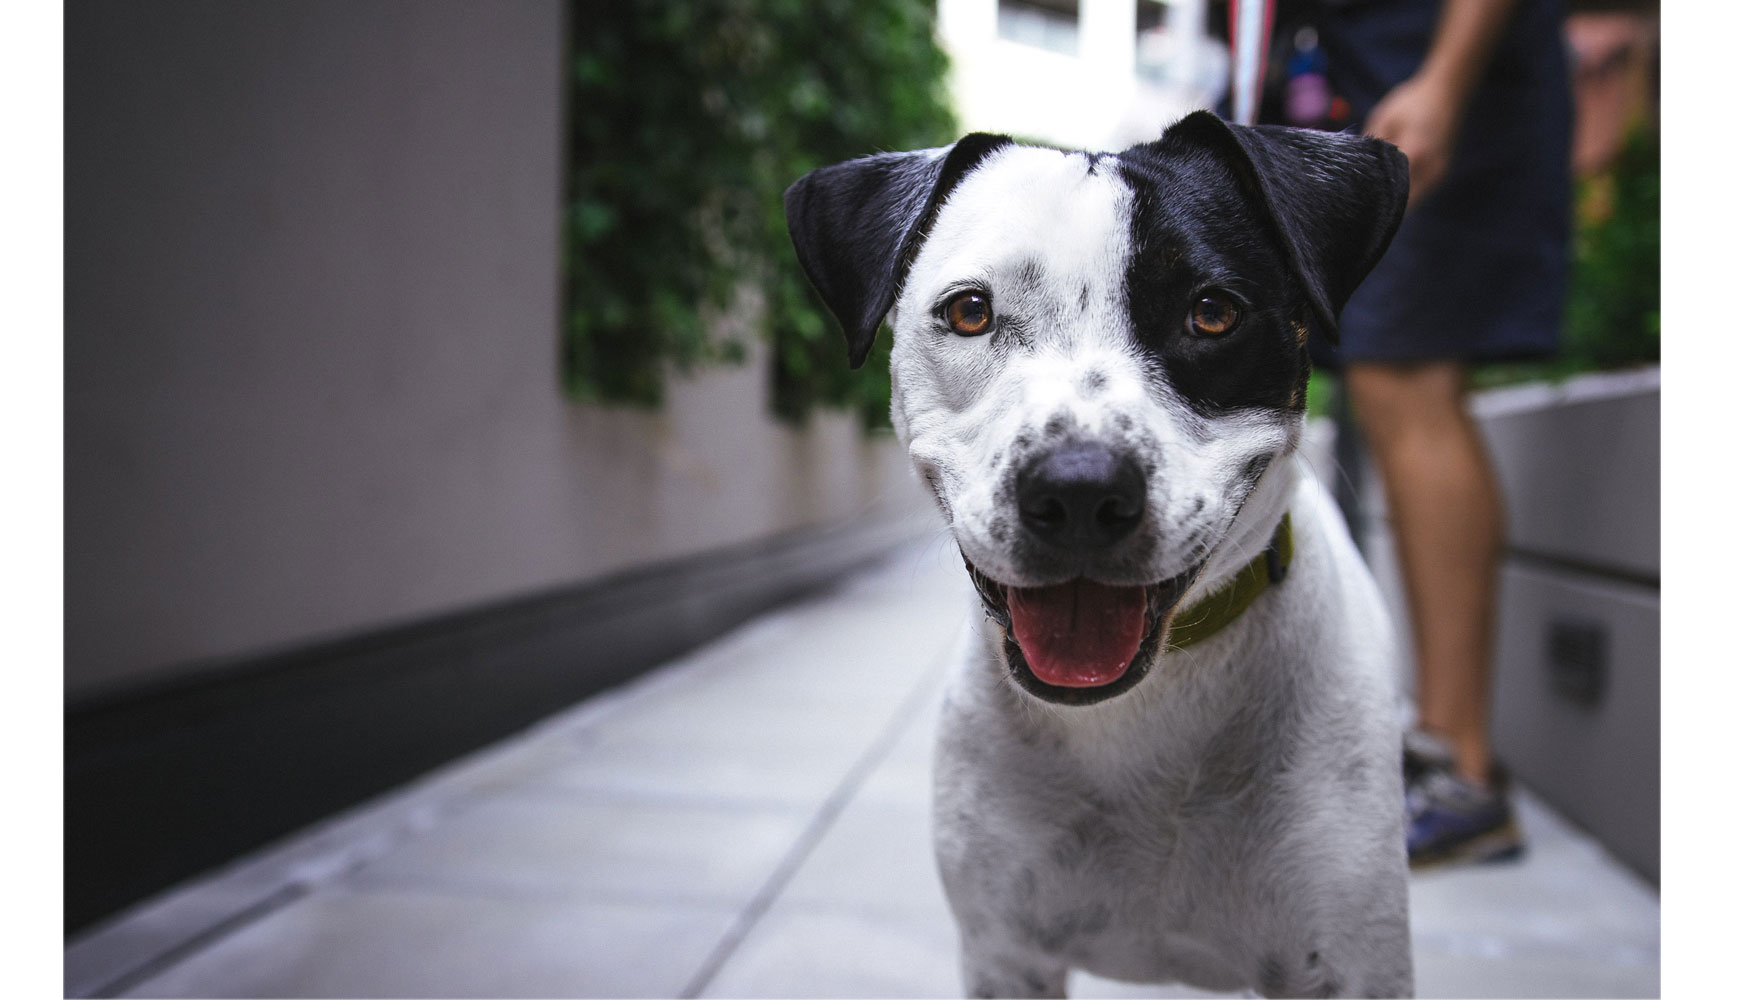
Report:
1229,0,1277,125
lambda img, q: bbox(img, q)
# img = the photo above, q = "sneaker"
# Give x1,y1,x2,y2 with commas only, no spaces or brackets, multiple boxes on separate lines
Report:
1401,728,1454,785
1402,732,1525,869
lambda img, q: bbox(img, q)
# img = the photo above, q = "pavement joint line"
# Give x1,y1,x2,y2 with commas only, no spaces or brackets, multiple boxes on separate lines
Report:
82,792,475,998
75,780,469,996
84,883,309,998
678,629,957,999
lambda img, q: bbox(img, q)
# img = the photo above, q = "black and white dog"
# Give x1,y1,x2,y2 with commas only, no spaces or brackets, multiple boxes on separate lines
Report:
785,111,1413,999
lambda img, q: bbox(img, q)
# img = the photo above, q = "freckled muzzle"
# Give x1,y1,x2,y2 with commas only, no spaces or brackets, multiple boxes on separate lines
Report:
962,554,1203,706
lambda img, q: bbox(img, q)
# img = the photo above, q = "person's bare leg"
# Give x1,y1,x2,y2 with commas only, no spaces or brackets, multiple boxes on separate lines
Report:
1347,361,1503,787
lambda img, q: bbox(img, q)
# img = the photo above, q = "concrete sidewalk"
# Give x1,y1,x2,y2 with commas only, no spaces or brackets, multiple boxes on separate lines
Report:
66,541,1659,998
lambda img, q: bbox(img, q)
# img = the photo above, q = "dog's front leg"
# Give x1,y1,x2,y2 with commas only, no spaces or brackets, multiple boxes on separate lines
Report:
958,938,1069,999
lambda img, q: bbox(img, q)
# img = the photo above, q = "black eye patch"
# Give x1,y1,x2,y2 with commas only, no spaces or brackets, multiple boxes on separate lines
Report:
1118,155,1305,416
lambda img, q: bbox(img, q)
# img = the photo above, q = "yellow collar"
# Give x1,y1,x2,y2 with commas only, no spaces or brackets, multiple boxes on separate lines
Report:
1166,514,1293,649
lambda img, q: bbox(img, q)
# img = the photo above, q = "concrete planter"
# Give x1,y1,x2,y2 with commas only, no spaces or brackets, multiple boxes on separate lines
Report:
1360,367,1660,883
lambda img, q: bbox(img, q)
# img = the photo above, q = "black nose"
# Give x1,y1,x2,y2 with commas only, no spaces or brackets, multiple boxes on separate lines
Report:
1015,442,1146,550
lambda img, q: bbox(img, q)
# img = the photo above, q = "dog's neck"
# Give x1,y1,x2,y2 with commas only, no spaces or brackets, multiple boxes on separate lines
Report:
1183,450,1301,608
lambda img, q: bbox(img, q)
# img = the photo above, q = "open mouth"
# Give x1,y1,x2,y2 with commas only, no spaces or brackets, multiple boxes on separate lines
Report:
963,555,1203,706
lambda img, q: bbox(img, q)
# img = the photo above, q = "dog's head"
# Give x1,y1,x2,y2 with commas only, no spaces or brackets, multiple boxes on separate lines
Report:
785,112,1407,705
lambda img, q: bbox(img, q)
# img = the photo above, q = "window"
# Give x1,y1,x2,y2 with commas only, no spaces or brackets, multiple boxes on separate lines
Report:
997,0,1079,55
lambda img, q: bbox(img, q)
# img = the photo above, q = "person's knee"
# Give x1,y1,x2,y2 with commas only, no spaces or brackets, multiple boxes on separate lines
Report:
1346,361,1469,450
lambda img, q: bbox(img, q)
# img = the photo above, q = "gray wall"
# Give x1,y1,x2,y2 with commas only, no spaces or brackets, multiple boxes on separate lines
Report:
65,0,926,699
1361,368,1660,881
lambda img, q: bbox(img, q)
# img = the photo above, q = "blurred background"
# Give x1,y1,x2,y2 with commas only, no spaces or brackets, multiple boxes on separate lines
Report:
64,0,1659,995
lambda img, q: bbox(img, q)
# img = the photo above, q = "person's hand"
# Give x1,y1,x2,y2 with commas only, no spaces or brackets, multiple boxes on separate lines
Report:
1363,72,1464,210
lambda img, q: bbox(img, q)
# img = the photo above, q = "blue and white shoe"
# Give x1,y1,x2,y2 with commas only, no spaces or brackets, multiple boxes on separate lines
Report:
1403,731,1524,869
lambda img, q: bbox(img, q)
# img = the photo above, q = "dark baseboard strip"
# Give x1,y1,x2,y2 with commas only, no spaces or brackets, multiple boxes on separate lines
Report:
64,514,932,937
1503,546,1660,592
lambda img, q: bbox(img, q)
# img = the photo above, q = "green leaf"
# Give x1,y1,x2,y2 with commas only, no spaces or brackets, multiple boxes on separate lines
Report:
560,0,955,422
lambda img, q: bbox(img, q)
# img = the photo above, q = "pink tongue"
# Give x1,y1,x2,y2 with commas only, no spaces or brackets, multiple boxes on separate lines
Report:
1006,579,1148,688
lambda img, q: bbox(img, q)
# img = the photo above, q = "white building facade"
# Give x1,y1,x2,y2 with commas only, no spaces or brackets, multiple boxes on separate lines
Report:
936,0,1229,150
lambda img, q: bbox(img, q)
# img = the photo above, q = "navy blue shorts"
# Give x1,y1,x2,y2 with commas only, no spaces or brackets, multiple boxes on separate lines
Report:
1310,0,1573,367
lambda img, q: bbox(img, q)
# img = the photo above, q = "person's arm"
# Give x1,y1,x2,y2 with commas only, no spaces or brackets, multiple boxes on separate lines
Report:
1364,0,1518,208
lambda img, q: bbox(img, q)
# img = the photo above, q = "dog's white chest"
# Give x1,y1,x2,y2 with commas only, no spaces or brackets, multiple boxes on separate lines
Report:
932,649,1290,992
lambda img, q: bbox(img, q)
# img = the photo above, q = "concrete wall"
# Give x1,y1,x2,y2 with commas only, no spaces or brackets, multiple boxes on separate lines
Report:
65,0,927,699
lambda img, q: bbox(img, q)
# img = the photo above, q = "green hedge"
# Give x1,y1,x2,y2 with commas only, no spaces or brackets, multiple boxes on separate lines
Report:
563,0,956,426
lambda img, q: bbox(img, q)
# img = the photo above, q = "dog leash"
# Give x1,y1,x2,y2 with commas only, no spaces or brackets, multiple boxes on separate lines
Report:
1229,0,1278,126
1166,513,1293,649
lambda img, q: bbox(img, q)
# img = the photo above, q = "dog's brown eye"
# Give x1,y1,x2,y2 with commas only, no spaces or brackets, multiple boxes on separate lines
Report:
946,292,994,336
1187,293,1240,337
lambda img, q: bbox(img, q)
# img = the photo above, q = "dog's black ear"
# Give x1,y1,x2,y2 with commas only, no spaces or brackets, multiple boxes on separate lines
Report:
1157,110,1409,343
783,133,1013,368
